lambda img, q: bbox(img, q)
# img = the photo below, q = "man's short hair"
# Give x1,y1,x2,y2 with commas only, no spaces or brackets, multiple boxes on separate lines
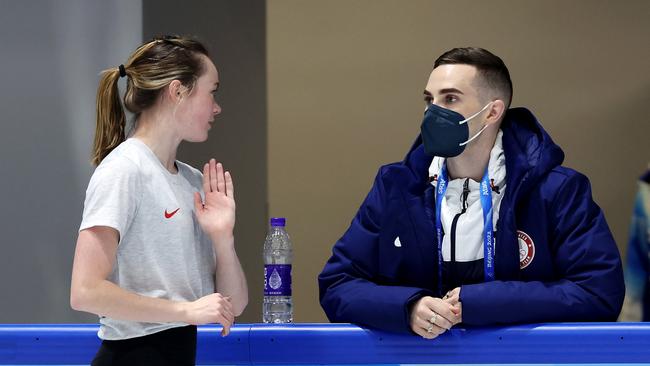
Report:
434,47,513,108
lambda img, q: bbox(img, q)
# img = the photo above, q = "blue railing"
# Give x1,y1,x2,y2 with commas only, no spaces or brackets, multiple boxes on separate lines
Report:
1,323,649,364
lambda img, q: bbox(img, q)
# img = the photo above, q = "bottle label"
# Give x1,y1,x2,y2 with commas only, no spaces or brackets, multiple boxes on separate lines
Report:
264,264,292,296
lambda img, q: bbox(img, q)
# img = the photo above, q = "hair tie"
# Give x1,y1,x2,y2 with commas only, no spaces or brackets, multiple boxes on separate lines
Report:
118,64,126,78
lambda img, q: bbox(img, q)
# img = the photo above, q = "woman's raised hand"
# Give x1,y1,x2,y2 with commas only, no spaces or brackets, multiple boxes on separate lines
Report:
194,159,236,242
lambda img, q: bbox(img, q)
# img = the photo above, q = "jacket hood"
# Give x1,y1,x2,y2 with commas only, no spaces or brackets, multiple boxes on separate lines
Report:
403,107,565,198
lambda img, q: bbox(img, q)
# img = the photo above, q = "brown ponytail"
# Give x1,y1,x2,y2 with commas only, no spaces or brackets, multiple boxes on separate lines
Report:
92,67,126,166
90,35,209,166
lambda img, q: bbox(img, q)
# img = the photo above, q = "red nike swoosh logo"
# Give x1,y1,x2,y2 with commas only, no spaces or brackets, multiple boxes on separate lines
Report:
164,208,180,219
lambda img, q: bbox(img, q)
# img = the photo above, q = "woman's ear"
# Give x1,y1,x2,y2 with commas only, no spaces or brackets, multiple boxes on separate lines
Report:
167,80,183,103
486,99,506,126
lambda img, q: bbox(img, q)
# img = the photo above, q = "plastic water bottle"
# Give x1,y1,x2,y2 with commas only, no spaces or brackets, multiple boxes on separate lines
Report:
263,217,293,323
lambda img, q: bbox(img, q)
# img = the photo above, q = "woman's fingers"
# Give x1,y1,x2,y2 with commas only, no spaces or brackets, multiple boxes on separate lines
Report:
225,171,234,198
221,325,230,337
216,162,226,193
203,159,231,196
202,163,210,194
209,159,218,192
216,293,235,324
216,312,232,336
220,301,234,323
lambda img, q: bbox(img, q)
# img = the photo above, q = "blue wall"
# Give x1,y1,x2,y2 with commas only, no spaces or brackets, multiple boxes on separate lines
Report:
1,323,649,365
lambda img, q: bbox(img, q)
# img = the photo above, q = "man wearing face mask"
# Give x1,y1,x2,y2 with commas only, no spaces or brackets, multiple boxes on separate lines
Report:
318,47,624,338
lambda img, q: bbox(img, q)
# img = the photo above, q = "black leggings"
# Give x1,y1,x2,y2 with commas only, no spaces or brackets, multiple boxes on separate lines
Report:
91,325,197,366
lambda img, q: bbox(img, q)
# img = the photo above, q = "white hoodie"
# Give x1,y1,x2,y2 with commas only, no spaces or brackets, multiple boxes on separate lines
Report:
428,130,507,264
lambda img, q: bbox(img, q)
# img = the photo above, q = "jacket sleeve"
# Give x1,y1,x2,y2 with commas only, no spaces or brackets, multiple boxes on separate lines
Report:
461,172,625,325
318,168,432,334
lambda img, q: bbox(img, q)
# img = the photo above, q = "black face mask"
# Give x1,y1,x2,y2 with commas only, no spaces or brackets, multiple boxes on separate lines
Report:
420,102,491,157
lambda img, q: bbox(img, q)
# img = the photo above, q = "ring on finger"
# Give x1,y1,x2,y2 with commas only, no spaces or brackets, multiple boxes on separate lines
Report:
429,312,437,324
426,324,434,334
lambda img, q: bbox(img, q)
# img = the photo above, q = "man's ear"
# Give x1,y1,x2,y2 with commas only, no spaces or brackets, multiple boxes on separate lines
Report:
486,99,506,126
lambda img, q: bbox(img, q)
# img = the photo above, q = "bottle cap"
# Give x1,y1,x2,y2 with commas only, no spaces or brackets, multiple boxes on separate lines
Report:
270,217,286,227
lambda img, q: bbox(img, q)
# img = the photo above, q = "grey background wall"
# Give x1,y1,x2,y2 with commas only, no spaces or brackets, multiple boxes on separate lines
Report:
0,0,142,322
267,0,650,322
1,0,648,325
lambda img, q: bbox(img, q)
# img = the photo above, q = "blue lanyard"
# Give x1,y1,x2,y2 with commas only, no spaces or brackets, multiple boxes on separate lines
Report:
434,163,495,293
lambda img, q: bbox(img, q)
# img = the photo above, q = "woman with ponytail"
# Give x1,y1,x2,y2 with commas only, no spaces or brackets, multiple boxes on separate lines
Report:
70,36,248,365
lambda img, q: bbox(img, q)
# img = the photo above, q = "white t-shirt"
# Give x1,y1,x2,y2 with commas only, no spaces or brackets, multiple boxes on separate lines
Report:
80,138,216,340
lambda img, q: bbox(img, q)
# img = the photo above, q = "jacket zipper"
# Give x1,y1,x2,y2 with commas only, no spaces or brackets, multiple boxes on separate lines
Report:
449,179,469,288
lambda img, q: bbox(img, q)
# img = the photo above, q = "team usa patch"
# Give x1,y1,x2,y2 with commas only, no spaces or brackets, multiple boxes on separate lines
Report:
517,230,535,269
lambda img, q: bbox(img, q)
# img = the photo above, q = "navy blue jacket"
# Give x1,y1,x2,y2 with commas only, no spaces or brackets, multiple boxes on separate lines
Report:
319,108,624,334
